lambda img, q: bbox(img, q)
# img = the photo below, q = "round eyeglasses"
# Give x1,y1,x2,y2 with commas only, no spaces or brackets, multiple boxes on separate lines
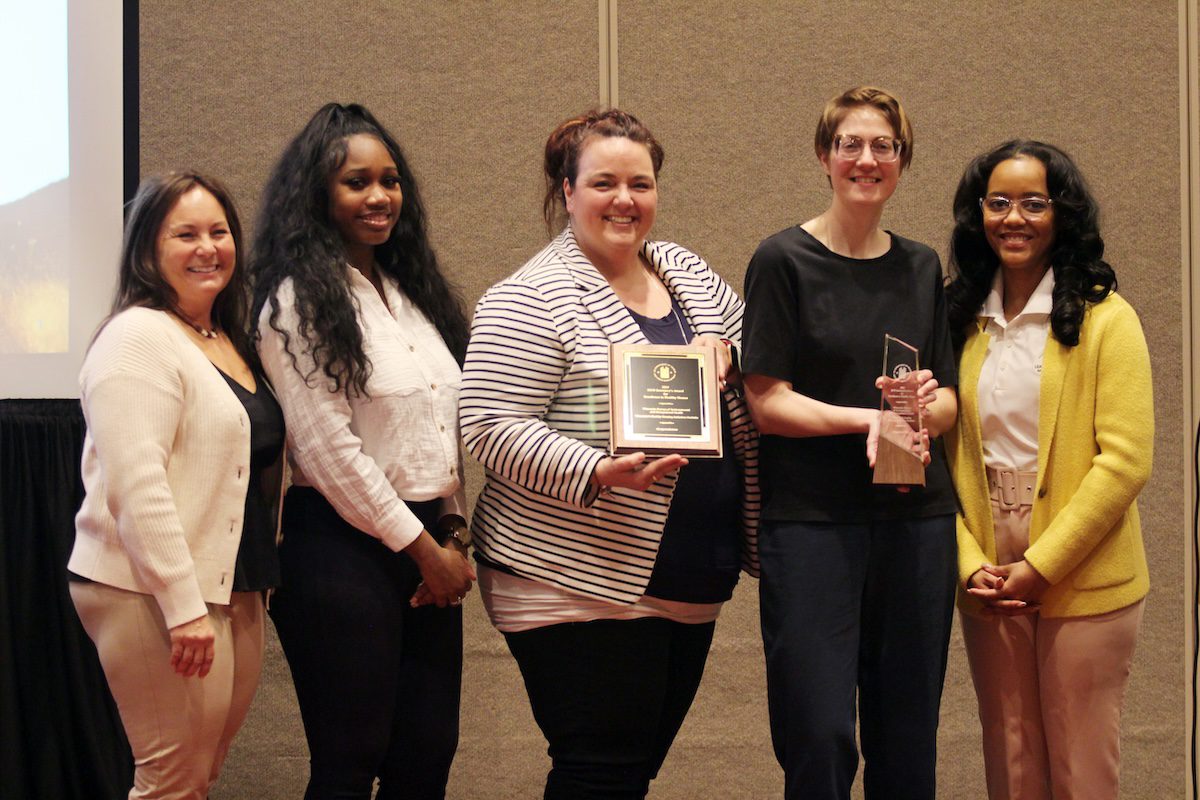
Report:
979,195,1054,219
832,134,903,163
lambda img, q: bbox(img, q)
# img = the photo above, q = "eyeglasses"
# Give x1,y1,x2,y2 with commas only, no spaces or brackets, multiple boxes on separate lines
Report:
979,195,1054,219
832,134,904,163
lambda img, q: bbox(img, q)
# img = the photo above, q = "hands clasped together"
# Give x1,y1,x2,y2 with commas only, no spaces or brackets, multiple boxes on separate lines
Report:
409,533,476,609
966,560,1051,616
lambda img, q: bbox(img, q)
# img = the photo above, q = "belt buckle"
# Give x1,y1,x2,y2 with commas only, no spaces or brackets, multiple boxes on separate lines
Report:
996,469,1020,511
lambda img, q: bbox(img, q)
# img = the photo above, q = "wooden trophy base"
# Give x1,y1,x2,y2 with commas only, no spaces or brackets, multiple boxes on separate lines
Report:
872,434,926,486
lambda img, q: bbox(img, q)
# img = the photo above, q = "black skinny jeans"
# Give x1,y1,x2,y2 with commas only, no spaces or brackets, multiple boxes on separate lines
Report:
270,487,463,800
504,615,716,800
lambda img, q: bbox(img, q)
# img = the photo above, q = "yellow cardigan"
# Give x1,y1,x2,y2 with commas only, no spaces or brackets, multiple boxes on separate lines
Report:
946,292,1152,618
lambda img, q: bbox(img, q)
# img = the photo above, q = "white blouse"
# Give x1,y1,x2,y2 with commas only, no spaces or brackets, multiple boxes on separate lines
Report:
258,268,466,552
978,268,1055,472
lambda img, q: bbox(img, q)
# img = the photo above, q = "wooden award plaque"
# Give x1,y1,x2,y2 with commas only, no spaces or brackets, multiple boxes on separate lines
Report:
608,343,722,458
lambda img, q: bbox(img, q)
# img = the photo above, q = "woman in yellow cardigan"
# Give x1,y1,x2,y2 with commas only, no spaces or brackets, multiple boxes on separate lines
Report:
944,140,1152,800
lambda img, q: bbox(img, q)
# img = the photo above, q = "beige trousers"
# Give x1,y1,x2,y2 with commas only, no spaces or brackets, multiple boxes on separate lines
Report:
71,582,265,800
960,500,1143,800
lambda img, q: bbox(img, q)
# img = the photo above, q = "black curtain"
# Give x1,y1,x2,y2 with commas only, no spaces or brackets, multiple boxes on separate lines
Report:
0,399,131,800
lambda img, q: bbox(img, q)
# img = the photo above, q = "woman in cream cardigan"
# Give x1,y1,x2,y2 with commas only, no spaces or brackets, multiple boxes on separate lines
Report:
70,172,283,799
944,140,1152,800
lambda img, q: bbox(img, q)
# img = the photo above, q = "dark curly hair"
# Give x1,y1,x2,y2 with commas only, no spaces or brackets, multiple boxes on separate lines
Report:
105,171,256,367
250,103,468,397
945,139,1115,349
542,108,664,233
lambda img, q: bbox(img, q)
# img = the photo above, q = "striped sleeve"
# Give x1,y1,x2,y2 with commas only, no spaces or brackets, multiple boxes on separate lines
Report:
460,278,607,509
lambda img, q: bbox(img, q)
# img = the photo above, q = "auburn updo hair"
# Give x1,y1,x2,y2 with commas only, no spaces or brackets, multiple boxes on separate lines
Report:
542,108,664,232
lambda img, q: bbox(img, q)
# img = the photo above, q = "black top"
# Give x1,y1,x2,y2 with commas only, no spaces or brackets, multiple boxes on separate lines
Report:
629,295,741,604
218,369,284,592
741,226,958,522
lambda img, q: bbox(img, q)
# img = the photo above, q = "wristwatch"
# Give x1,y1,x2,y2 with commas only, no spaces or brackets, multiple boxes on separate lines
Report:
719,338,741,375
438,516,471,548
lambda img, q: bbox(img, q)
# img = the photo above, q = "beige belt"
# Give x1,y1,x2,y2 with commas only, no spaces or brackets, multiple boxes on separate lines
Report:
986,466,1037,511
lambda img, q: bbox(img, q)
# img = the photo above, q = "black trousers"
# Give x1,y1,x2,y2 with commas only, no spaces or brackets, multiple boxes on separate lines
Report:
758,515,956,800
270,487,462,800
504,616,716,800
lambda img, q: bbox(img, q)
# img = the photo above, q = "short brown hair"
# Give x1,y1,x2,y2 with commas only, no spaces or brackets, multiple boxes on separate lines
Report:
814,86,914,170
542,108,664,231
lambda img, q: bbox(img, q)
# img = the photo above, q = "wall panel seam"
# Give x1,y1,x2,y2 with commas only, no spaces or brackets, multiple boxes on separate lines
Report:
1183,0,1199,793
598,0,618,107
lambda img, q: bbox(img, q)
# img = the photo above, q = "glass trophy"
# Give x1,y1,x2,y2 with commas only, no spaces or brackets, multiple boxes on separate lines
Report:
872,334,926,486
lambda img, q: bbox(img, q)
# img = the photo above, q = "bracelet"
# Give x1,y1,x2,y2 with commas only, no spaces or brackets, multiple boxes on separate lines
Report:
592,456,612,497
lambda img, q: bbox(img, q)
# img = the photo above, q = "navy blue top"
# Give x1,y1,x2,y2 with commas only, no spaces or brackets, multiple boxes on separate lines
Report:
628,296,741,604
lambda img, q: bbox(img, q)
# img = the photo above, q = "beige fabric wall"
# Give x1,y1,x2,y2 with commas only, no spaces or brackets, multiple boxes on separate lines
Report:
137,2,1185,797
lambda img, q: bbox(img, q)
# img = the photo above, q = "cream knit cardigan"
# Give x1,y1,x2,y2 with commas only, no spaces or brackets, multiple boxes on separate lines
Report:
69,307,254,628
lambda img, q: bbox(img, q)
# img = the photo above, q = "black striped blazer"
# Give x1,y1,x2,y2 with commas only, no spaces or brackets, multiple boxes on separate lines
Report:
460,228,760,604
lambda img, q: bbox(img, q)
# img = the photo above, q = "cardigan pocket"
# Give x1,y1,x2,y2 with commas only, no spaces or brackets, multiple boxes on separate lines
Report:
1070,522,1136,591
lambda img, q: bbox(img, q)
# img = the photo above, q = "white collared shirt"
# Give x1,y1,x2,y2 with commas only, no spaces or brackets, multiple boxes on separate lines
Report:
978,268,1055,471
258,268,466,552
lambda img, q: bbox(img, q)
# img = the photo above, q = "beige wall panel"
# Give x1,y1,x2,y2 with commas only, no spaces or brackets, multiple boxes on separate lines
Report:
141,2,601,798
620,1,1183,798
139,1,599,300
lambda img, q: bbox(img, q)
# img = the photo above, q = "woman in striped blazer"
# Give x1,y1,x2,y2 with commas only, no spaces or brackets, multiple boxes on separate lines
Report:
459,109,759,800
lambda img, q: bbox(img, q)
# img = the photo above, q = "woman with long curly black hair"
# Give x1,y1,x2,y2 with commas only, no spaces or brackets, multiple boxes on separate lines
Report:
945,140,1117,348
251,103,475,799
944,140,1151,799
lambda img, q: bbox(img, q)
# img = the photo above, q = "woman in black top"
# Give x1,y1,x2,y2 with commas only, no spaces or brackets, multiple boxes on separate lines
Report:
741,86,959,800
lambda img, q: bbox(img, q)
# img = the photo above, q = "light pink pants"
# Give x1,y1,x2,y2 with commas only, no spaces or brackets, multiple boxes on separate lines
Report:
961,500,1143,800
71,582,265,800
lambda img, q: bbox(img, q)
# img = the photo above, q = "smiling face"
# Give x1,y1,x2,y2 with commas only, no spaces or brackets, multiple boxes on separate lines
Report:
819,105,902,210
328,134,403,268
563,135,658,273
983,156,1056,278
156,186,236,319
